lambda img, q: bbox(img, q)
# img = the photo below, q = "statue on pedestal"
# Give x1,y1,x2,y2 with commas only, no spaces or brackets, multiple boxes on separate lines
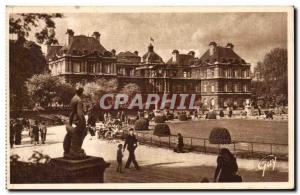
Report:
63,87,87,159
244,99,252,116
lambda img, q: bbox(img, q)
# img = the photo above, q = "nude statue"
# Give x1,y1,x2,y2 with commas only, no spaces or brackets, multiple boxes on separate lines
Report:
63,87,87,159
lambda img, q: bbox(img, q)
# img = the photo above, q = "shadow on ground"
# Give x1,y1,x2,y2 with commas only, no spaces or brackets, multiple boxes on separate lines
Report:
105,160,288,183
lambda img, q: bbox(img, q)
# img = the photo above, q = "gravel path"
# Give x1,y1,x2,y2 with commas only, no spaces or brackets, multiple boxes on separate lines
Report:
10,125,288,183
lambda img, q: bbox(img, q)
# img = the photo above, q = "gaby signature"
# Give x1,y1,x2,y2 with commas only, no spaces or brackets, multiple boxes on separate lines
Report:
258,155,277,177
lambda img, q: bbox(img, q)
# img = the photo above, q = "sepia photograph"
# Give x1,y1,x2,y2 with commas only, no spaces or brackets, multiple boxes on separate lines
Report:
6,6,294,190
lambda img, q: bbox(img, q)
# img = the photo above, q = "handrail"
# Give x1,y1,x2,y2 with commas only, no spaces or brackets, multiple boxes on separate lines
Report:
134,131,288,146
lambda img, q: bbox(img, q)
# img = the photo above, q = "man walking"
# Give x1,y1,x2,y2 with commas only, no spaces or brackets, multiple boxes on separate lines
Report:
123,128,140,170
14,119,23,145
10,119,15,148
32,120,40,145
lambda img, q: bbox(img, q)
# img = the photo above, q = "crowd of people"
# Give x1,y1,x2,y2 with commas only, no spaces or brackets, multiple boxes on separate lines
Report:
10,118,47,148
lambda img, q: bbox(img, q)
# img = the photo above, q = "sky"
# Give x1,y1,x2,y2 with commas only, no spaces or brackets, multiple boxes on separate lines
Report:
23,12,287,68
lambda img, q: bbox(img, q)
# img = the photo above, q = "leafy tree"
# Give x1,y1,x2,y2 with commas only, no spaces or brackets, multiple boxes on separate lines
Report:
26,74,74,107
121,83,141,98
9,41,47,110
83,78,118,102
9,13,63,45
253,48,288,107
9,13,63,110
55,82,76,106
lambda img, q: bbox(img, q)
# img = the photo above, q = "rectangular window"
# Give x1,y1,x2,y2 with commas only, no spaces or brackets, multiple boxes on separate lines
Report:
224,84,228,92
97,63,101,73
228,82,232,92
92,64,96,73
80,63,85,72
203,84,207,92
234,84,238,92
211,85,215,92
74,62,80,73
65,61,68,72
234,69,237,77
219,68,223,77
243,84,246,92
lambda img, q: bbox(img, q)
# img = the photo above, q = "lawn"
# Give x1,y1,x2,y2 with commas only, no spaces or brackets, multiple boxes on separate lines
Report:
167,119,288,144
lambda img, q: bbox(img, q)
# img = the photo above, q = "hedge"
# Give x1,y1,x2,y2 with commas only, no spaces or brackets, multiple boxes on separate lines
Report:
209,127,232,144
154,115,166,123
153,123,171,136
134,118,149,130
178,114,188,121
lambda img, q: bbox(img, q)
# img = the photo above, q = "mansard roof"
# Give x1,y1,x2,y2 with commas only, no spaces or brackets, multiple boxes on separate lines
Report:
199,46,246,64
62,35,107,55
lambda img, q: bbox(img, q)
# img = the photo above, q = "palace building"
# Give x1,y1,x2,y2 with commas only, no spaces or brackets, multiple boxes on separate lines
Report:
47,30,251,109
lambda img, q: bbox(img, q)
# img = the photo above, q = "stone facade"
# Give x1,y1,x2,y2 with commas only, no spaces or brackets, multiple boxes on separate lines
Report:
47,31,251,109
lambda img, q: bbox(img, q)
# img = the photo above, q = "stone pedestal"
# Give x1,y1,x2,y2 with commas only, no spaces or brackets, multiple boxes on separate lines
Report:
50,156,110,183
245,105,252,116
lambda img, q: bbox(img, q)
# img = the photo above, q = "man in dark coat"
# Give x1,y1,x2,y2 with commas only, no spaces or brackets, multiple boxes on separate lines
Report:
10,119,15,148
228,109,233,118
214,148,240,182
32,120,40,145
14,119,23,145
123,128,140,170
175,133,184,153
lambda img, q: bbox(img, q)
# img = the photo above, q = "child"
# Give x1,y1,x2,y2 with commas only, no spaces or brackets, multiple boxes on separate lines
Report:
116,144,124,173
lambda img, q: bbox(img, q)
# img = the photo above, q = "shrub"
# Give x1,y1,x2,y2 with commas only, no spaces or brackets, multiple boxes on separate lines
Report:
153,123,171,136
134,118,149,130
219,110,225,117
206,111,217,119
209,127,232,144
166,113,174,120
154,115,166,123
178,114,188,121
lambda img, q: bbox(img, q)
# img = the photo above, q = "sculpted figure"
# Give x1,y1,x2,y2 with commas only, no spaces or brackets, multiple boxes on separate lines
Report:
63,87,87,159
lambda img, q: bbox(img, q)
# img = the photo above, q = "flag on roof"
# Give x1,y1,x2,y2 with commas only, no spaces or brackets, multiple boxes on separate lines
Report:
150,37,154,42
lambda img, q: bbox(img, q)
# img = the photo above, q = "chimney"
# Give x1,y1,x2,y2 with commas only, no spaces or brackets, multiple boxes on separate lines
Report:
66,29,74,45
188,50,195,58
111,49,116,56
226,43,234,50
148,43,154,52
172,49,179,63
92,31,101,42
209,41,217,56
134,51,139,56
